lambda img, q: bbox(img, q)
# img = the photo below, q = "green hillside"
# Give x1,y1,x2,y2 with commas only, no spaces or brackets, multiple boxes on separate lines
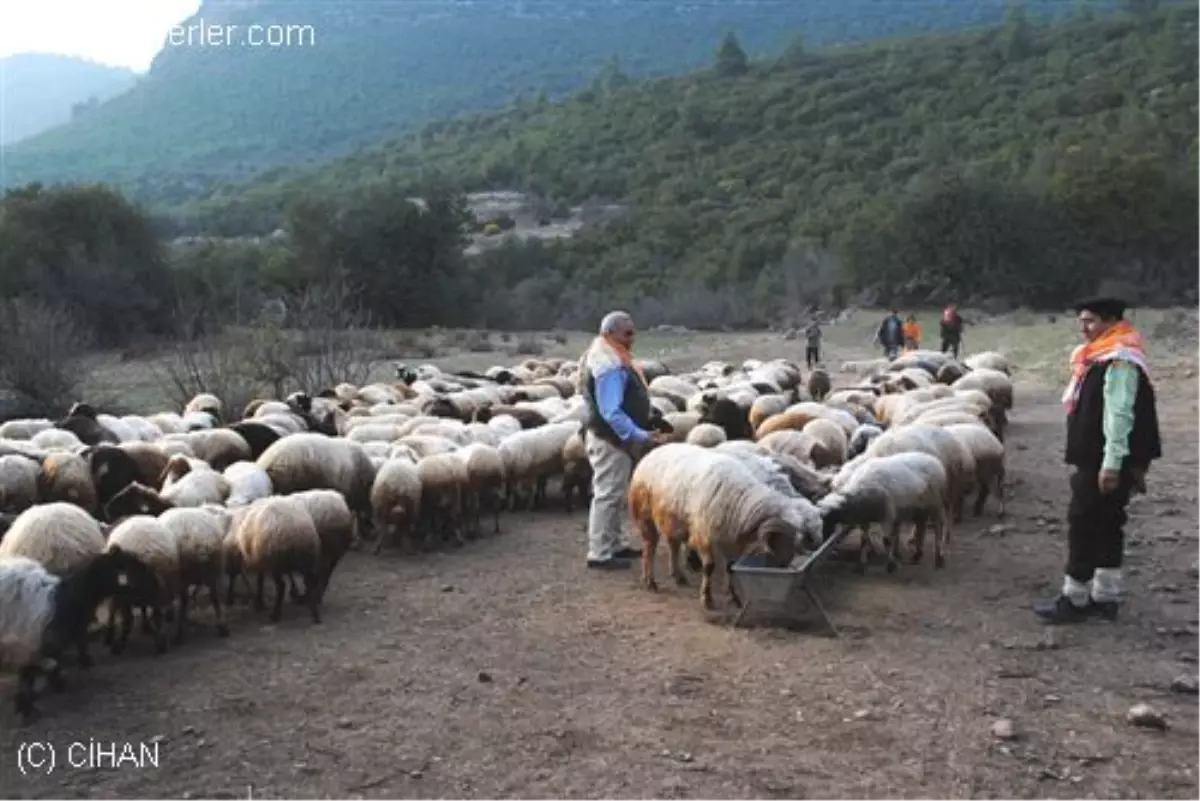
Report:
175,3,1196,322
2,0,1093,204
0,54,136,146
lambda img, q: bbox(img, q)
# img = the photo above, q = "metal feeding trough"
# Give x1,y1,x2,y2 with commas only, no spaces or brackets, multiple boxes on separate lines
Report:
728,527,850,636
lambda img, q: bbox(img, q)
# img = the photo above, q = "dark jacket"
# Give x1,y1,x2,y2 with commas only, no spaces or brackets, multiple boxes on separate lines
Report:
1065,360,1162,470
582,364,654,450
877,315,904,347
940,313,963,341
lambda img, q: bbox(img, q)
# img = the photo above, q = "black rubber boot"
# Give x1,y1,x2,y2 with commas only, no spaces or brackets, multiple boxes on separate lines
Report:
1033,595,1091,625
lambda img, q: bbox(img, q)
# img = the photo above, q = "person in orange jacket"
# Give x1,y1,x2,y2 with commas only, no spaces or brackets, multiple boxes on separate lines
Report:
902,314,922,351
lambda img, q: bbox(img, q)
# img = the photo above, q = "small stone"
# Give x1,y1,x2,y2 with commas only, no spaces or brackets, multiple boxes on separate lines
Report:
181,725,196,735
1126,703,1167,730
409,770,423,779
1169,675,1199,695
991,718,1017,740
477,671,493,683
335,718,354,729
677,752,694,763
988,524,1010,535
1043,693,1062,705
1189,561,1199,580
441,584,455,593
853,708,874,720
149,734,166,745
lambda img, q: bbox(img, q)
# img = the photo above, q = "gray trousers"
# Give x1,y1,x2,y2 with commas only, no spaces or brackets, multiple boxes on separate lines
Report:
585,434,634,560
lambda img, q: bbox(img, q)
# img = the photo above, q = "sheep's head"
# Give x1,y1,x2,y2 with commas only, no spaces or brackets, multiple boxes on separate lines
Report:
750,519,799,567
315,387,339,400
286,391,314,414
67,402,98,419
159,454,194,488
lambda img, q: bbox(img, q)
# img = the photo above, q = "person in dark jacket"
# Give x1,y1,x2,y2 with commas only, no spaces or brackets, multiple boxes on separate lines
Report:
875,309,904,359
578,311,670,570
1035,296,1162,624
940,304,964,358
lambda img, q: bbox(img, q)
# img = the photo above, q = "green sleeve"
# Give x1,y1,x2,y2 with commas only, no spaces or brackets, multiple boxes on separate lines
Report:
1101,361,1138,472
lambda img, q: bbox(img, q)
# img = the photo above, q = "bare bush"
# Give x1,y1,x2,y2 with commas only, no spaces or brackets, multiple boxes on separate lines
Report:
285,280,381,391
151,304,263,417
0,299,94,414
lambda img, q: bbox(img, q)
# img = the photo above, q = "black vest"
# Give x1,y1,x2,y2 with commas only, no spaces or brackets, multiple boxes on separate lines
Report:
1064,359,1162,470
582,365,653,448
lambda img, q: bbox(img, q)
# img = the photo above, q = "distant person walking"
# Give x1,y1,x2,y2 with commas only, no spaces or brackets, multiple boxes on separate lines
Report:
1035,296,1162,625
940,304,965,358
875,309,904,360
902,314,922,352
578,310,670,571
803,318,823,369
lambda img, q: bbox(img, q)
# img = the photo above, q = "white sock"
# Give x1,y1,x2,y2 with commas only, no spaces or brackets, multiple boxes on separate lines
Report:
1062,575,1091,607
1091,568,1123,604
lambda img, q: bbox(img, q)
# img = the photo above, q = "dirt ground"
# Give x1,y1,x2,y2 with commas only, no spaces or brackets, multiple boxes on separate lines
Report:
4,315,1197,799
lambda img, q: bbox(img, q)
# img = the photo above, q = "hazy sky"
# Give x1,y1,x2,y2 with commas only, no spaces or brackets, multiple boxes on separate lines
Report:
0,0,202,72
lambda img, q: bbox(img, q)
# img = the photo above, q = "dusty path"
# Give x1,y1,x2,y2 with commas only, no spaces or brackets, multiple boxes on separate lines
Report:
3,348,1197,799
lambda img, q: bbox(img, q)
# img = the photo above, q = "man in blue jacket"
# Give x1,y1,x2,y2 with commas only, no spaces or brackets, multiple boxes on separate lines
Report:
579,311,669,570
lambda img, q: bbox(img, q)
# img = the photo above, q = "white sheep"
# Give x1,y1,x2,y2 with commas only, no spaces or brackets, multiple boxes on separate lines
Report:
0,502,106,576
629,443,821,610
256,433,375,533
817,451,951,574
289,489,356,601
222,461,273,507
370,458,423,555
452,442,506,536
942,423,1007,518
0,552,124,721
156,505,232,642
233,495,323,623
495,421,577,510
0,454,41,513
686,422,728,448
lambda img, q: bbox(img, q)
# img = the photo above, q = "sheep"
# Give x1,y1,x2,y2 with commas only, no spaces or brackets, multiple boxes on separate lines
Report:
0,552,126,721
846,423,883,458
801,418,848,468
86,442,171,516
453,442,506,536
32,428,84,451
156,505,232,642
0,419,53,439
964,351,1013,376
696,397,754,441
864,424,974,523
223,461,273,507
103,516,182,655
256,433,376,534
180,429,252,470
289,489,356,601
184,392,224,421
817,451,952,574
370,458,423,555
757,430,819,465
942,423,1007,518
416,452,469,547
560,431,592,513
807,368,832,401
686,422,728,448
0,454,41,513
34,450,97,513
748,393,794,431
495,421,577,510
628,443,819,610
227,421,281,459
233,496,323,623
952,367,1013,411
0,502,106,577
159,461,232,508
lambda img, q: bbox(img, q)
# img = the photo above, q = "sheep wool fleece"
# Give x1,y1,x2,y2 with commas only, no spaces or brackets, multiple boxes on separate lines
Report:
585,434,634,561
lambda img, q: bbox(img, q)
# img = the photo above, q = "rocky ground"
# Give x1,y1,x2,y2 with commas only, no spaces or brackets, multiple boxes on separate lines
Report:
5,315,1197,799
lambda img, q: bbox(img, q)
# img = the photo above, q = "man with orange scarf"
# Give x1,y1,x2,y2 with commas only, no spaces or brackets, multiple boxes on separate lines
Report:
1035,297,1161,625
579,311,669,570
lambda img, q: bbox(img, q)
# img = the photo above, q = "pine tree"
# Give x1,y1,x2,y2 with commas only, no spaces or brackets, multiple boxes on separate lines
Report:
716,32,748,77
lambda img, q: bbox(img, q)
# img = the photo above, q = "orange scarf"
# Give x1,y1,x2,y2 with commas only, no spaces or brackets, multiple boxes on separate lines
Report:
597,334,647,386
1062,320,1149,414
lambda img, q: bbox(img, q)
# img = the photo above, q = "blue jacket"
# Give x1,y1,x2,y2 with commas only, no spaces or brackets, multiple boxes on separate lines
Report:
594,367,650,444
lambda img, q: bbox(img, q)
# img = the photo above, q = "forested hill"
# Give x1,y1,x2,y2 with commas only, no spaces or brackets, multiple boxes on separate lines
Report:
2,0,1096,204
0,54,136,146
175,3,1198,318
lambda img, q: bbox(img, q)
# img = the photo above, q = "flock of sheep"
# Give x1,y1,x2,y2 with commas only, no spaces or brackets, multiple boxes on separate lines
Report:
0,344,1015,722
